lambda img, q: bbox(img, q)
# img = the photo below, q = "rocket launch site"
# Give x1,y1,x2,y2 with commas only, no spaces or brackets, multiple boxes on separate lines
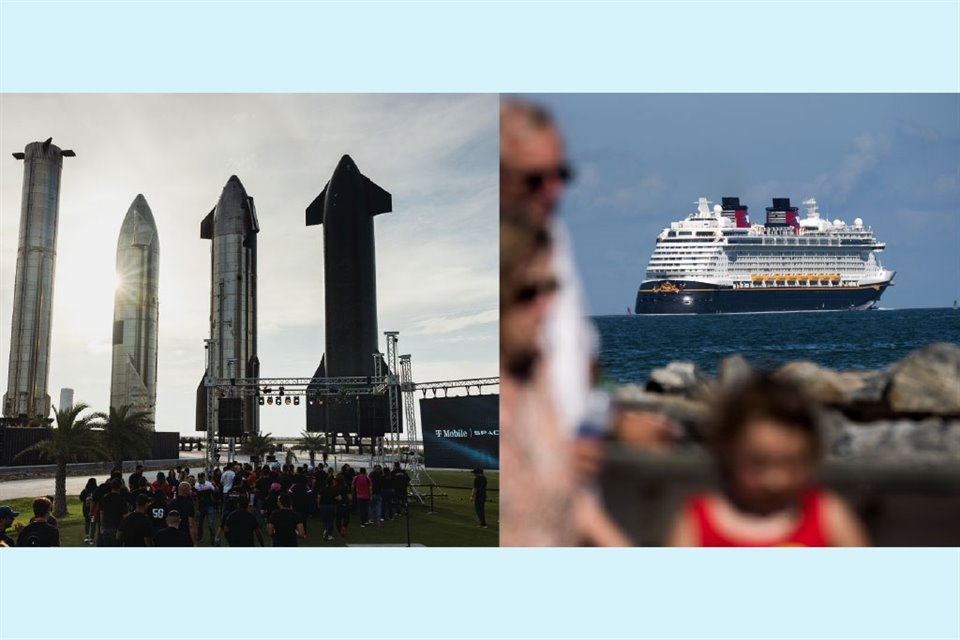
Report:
2,138,487,447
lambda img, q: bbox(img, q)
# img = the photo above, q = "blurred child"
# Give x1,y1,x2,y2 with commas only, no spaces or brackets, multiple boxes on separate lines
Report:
665,375,868,547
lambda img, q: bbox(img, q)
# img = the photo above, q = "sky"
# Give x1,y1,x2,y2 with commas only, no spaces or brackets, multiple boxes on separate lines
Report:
0,94,498,436
528,94,960,314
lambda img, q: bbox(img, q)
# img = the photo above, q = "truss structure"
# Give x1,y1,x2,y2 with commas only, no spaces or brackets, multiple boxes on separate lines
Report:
202,331,499,493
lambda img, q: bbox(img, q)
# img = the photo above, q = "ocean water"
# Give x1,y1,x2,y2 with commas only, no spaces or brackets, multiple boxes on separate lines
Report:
594,308,960,384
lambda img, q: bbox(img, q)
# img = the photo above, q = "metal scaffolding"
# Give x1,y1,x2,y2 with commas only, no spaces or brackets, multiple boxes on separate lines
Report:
201,331,499,496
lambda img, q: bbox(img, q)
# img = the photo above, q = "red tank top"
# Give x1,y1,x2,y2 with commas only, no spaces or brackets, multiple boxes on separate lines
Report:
688,487,829,547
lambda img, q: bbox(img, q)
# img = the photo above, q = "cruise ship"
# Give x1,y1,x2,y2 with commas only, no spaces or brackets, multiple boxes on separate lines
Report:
634,197,895,314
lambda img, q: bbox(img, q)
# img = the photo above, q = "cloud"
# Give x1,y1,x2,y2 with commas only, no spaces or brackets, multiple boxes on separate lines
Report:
809,132,891,202
0,94,498,435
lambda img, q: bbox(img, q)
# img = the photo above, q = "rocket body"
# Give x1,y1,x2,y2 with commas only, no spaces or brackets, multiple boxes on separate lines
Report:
110,194,159,426
3,139,74,419
196,176,260,434
306,155,394,436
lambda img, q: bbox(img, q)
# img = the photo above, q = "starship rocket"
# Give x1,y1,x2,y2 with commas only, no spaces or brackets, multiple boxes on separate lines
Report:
109,194,159,427
305,155,396,436
3,138,75,420
196,176,260,434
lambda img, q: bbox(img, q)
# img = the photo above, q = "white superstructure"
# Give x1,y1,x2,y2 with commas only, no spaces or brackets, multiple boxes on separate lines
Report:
643,197,894,290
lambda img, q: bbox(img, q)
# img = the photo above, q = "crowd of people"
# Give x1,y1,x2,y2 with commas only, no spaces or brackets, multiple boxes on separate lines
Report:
1,460,416,547
499,98,869,547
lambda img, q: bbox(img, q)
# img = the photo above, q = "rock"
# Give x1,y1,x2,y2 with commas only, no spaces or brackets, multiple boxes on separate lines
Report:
612,385,710,441
717,354,753,389
841,367,892,404
827,418,960,462
886,343,960,415
645,361,711,399
772,360,850,404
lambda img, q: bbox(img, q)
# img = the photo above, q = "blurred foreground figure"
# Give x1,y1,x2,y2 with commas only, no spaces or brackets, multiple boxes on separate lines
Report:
500,219,629,546
665,376,869,547
500,99,595,437
500,99,633,545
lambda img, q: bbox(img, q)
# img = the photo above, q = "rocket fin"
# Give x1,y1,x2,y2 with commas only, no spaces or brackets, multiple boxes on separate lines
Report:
305,356,327,432
196,371,209,432
306,186,327,226
363,175,392,216
200,208,215,239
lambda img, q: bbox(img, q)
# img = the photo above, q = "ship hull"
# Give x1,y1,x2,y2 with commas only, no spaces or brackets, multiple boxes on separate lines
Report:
634,280,891,315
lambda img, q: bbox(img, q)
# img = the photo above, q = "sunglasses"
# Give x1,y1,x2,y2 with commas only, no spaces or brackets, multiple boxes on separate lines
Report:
504,163,574,193
513,278,560,305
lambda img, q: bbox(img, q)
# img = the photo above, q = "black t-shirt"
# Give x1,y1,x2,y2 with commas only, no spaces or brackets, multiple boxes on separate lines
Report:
269,509,301,547
129,488,151,508
92,482,112,504
256,476,272,499
392,470,410,491
118,511,154,547
1,531,17,547
195,486,215,510
224,509,259,547
100,492,129,529
318,485,339,507
167,497,196,535
473,475,487,501
17,521,60,547
370,471,383,495
149,502,168,532
154,526,192,547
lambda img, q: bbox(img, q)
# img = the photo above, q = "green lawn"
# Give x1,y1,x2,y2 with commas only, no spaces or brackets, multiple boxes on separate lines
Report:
3,469,498,548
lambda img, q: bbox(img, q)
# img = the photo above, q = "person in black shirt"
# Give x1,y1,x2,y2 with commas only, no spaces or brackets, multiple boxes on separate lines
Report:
154,511,192,547
193,472,217,545
223,496,264,547
128,465,144,494
289,472,311,533
391,463,410,513
334,474,352,538
268,493,305,547
79,478,98,544
167,482,197,546
148,490,168,534
381,469,396,520
118,494,154,547
370,465,384,526
98,478,129,546
16,497,60,547
316,476,339,541
0,505,20,547
471,469,488,528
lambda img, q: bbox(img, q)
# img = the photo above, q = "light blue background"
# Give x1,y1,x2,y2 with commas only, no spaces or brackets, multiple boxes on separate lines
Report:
0,1,958,92
1,1,959,639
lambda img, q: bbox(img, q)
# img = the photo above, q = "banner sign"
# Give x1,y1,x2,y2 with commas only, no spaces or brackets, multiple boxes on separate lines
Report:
420,395,499,470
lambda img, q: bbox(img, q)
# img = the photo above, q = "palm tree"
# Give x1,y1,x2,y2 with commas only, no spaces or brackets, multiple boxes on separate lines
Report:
92,404,154,473
240,431,276,463
14,403,107,517
295,431,327,467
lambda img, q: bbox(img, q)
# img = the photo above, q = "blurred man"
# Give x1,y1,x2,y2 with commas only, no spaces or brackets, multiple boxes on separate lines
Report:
500,100,632,546
501,99,596,439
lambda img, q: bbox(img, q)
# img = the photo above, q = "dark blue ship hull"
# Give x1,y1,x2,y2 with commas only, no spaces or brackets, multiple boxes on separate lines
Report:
634,280,891,314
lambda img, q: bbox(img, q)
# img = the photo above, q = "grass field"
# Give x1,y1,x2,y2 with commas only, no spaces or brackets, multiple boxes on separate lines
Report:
2,469,498,548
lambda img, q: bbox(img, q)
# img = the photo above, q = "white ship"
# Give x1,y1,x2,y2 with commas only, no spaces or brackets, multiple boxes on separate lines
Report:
634,197,895,314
